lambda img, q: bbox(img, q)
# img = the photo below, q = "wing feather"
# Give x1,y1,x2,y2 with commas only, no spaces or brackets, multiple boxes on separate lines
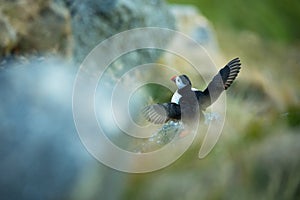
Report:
142,103,181,124
198,57,241,109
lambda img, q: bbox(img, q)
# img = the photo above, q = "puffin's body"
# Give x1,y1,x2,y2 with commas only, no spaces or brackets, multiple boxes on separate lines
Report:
143,58,241,124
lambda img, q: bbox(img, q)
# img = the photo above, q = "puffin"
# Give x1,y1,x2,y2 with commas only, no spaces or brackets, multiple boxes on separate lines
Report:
143,57,241,124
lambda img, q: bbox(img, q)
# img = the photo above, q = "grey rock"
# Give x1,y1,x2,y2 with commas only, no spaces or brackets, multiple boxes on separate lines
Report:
69,0,175,63
0,0,175,67
0,58,93,200
170,5,219,54
60,0,118,13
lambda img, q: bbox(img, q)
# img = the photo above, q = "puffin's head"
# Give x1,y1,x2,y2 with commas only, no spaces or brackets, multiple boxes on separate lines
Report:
171,74,191,89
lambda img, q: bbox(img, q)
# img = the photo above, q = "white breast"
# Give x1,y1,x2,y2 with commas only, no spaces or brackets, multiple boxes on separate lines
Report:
171,90,181,104
171,88,199,104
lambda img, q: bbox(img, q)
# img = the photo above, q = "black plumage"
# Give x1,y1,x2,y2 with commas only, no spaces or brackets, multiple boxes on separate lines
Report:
143,57,241,124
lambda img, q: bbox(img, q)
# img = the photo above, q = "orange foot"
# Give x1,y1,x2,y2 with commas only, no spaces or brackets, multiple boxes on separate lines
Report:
179,130,190,138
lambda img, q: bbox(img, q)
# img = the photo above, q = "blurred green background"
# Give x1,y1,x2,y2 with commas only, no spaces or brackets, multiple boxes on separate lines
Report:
123,1,300,200
170,0,300,43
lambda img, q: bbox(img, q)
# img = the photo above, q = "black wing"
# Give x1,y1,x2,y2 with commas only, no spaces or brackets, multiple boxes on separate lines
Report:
197,57,241,109
219,57,241,90
142,103,181,124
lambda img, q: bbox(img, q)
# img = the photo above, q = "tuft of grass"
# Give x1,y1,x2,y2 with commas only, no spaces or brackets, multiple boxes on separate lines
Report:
286,105,300,128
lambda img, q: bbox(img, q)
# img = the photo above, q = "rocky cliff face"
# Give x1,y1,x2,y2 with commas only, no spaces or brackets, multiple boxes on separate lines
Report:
0,0,219,65
0,0,175,63
65,0,175,63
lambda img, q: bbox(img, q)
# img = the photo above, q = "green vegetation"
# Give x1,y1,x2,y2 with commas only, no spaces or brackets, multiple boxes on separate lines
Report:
121,1,300,199
168,0,300,43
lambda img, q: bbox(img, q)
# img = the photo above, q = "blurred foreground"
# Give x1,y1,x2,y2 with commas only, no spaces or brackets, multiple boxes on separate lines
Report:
1,0,300,200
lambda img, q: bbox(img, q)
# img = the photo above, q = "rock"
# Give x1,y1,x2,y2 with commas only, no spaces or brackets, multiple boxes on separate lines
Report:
0,58,92,200
0,12,17,55
170,5,219,54
0,0,72,57
0,0,175,66
59,0,118,14
68,0,175,63
0,1,219,69
160,5,221,82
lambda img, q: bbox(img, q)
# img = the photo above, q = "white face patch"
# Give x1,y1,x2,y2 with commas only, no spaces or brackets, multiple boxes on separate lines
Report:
175,77,186,89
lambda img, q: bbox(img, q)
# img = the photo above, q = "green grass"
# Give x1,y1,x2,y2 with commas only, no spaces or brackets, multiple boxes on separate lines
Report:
168,0,300,43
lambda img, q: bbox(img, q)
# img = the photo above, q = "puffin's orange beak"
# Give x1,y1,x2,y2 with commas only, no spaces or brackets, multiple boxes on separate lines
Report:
171,75,176,82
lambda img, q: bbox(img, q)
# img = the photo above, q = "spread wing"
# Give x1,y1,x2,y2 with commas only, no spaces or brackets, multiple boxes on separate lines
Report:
197,57,241,108
219,57,241,90
142,103,181,124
